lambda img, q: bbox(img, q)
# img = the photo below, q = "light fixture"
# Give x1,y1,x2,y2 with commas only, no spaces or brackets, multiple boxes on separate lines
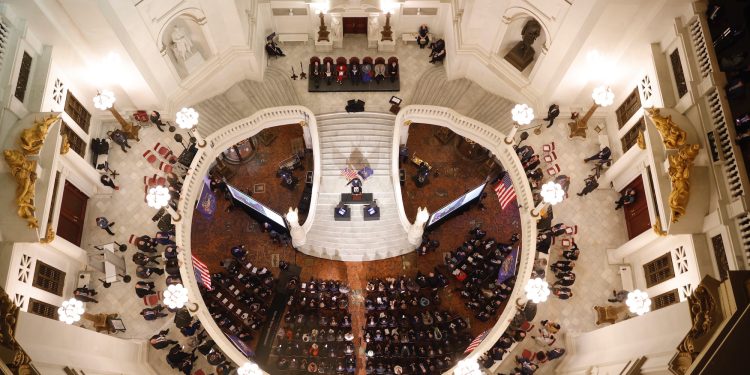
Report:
163,284,189,309
592,85,615,107
146,185,171,209
175,107,206,147
175,107,199,129
416,207,430,224
454,358,483,375
313,0,329,14
237,362,263,375
93,90,116,110
524,277,551,303
540,181,565,205
511,103,535,126
145,183,182,222
626,289,651,316
286,207,299,225
58,298,85,324
530,181,564,217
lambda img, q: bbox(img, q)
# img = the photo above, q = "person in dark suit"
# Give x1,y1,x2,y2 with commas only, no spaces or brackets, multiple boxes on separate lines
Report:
349,63,361,85
615,188,637,210
135,281,156,298
388,61,398,82
577,175,599,196
584,146,611,162
544,104,560,128
150,329,178,349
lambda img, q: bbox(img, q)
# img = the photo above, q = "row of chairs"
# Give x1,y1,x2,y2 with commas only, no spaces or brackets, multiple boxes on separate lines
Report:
311,56,398,67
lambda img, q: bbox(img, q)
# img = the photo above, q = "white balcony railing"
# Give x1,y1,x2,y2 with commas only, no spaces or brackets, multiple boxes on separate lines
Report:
393,105,538,370
175,106,319,368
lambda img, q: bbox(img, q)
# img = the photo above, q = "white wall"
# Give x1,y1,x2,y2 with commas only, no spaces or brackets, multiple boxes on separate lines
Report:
0,242,86,312
555,301,690,375
15,311,158,375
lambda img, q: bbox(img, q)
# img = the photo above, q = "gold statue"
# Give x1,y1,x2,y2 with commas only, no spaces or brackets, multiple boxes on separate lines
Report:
40,226,56,243
3,149,39,228
667,144,700,223
18,115,58,155
647,108,687,149
652,218,667,236
60,133,70,155
637,130,646,150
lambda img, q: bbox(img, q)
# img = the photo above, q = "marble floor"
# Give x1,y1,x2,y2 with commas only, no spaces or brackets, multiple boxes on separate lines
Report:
76,33,629,374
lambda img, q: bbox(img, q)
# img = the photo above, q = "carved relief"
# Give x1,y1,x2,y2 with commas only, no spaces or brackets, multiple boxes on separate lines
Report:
3,114,60,229
0,287,33,372
646,108,687,149
667,144,700,223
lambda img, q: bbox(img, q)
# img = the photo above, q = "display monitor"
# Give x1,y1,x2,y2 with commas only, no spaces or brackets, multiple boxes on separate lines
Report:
226,183,287,230
426,181,487,228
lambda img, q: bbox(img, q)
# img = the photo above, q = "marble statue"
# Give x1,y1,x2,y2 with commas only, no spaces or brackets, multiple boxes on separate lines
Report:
171,26,193,61
331,16,342,41
368,15,381,40
504,19,542,71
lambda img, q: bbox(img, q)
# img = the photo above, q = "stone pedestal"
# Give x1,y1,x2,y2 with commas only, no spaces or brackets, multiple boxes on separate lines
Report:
315,40,333,52
368,37,379,49
378,40,396,52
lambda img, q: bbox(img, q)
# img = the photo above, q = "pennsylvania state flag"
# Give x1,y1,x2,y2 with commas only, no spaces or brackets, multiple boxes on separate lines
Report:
196,176,217,219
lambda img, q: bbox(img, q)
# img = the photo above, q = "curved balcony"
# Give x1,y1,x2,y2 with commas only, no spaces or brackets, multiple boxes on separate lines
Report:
176,104,537,372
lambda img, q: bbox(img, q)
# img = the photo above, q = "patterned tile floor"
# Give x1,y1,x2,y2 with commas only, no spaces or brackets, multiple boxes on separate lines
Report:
78,34,629,374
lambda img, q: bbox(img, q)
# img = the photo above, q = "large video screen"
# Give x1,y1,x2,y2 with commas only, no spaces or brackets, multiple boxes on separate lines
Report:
427,182,487,228
226,184,287,230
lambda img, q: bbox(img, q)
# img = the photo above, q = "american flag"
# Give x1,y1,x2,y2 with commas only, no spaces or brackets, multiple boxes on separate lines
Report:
494,173,517,209
464,329,490,353
341,167,359,181
192,254,212,290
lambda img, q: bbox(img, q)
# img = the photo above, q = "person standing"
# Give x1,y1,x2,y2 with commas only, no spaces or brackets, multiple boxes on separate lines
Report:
577,175,599,196
135,281,157,298
615,188,637,210
140,305,168,320
584,146,611,163
96,217,115,235
73,287,98,303
150,329,178,349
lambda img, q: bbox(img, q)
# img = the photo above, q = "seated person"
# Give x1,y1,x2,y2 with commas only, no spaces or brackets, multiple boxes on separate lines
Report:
388,61,398,82
362,63,373,83
373,62,386,83
429,39,446,63
312,61,322,89
265,41,285,56
336,63,347,84
417,24,430,49
324,62,334,85
349,63,361,85
349,178,363,195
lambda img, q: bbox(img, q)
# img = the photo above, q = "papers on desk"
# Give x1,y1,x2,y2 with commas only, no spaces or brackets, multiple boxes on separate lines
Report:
338,208,347,215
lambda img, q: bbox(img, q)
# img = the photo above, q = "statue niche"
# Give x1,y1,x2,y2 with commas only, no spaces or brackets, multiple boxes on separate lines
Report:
504,19,542,72
161,15,213,79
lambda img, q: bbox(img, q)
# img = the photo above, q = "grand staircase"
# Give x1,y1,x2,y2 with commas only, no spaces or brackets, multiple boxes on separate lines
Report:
300,112,412,261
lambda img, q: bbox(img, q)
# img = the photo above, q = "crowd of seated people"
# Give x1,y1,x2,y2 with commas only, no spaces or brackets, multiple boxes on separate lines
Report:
272,278,355,374
448,226,519,322
200,252,277,348
309,56,399,88
364,275,470,374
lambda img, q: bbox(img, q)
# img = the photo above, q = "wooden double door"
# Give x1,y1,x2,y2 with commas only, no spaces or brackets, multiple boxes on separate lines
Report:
57,181,89,246
343,17,368,34
623,175,651,240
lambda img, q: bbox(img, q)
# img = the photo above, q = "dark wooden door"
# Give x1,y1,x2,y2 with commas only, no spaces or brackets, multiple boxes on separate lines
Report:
623,175,651,239
343,17,368,34
57,181,88,246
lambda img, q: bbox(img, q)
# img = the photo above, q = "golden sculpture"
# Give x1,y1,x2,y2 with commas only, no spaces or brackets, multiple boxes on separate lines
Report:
647,108,687,149
18,115,58,155
0,287,33,372
3,149,39,229
60,133,70,155
40,226,56,244
669,277,721,375
637,130,646,150
667,144,700,223
652,218,667,236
